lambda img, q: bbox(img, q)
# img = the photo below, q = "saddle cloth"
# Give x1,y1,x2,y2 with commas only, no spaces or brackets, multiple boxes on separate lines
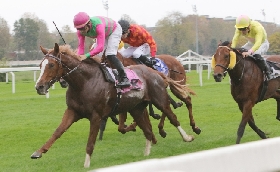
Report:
267,60,280,79
133,57,169,76
101,65,143,93
152,57,169,76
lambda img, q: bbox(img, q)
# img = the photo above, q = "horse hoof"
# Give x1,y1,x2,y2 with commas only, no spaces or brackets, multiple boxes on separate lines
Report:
184,135,194,142
30,151,42,159
152,114,161,120
193,127,201,135
159,130,167,138
174,102,183,109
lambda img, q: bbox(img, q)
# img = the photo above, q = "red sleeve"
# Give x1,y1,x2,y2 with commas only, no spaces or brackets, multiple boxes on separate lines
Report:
138,26,157,57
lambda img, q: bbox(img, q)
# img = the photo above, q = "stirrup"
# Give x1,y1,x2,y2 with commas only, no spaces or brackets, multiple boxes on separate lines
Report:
117,78,131,88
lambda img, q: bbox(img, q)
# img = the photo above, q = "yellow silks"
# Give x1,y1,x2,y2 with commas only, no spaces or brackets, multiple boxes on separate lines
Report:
211,51,237,69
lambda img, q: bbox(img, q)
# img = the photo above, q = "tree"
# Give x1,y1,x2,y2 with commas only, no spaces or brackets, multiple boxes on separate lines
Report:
209,39,218,55
13,17,39,60
0,17,11,59
268,32,280,54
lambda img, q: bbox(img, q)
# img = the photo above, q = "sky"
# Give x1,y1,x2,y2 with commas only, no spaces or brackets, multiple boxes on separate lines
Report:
0,0,279,33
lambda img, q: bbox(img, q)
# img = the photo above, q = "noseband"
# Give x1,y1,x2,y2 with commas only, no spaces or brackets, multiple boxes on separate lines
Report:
43,53,81,84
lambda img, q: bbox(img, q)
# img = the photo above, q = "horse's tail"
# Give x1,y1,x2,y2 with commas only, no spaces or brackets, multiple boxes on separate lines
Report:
157,72,196,98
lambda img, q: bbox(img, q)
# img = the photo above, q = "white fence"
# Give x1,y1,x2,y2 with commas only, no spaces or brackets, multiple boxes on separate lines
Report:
0,67,52,98
176,50,212,86
91,137,280,172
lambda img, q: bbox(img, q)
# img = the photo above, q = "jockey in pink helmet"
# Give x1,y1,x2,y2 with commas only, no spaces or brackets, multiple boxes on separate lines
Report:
73,12,130,87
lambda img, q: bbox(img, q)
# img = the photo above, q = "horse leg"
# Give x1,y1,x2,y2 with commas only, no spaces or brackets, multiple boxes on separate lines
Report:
168,94,183,109
158,113,167,138
248,115,267,139
236,102,252,144
276,98,280,121
118,112,127,134
170,87,201,135
98,118,107,140
130,103,157,156
149,102,161,120
153,95,194,142
118,112,137,133
84,112,101,168
31,108,79,159
111,115,119,125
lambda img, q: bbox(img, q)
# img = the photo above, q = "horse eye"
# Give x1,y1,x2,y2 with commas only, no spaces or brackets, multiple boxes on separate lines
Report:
49,63,54,68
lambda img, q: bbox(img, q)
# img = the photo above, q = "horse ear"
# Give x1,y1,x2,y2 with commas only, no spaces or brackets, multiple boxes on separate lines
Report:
54,43,59,55
40,46,48,55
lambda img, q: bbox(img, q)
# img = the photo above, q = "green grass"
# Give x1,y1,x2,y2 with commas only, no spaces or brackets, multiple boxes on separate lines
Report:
0,70,278,172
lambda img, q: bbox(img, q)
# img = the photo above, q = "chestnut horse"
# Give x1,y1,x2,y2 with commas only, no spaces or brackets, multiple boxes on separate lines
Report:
112,54,201,136
31,43,194,167
212,41,280,144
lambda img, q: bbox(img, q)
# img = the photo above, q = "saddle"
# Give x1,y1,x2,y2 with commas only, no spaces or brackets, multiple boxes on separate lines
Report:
99,63,143,93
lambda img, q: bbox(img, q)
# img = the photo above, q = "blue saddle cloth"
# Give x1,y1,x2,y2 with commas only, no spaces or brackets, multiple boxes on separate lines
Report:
152,58,169,76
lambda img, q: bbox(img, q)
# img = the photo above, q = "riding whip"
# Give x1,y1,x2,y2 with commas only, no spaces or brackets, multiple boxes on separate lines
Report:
53,21,66,45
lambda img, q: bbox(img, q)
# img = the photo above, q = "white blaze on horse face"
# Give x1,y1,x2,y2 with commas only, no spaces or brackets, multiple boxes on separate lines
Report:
35,59,49,87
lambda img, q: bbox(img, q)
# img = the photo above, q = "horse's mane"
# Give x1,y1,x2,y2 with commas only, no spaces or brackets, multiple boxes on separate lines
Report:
48,44,86,61
220,41,231,46
220,41,241,54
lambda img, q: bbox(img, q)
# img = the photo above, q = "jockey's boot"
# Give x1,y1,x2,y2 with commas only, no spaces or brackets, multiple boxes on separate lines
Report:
107,55,131,88
138,55,154,69
253,54,272,80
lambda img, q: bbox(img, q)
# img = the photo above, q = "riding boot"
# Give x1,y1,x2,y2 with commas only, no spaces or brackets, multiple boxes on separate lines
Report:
138,55,154,68
253,54,272,80
107,55,131,87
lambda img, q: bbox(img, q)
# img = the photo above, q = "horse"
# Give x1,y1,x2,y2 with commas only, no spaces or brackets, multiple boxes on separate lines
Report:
212,41,280,144
31,43,194,168
115,54,201,135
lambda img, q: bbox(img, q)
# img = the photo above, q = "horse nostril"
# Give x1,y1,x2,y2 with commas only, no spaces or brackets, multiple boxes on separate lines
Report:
217,73,223,78
36,85,44,90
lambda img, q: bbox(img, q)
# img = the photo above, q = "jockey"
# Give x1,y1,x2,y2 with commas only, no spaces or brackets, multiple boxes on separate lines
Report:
73,12,130,88
231,15,272,79
118,19,157,69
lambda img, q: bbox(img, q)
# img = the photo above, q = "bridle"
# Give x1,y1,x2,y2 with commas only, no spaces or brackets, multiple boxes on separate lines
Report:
214,46,245,80
43,53,81,85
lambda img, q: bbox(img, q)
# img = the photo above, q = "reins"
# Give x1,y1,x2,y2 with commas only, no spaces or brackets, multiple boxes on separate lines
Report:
44,53,81,83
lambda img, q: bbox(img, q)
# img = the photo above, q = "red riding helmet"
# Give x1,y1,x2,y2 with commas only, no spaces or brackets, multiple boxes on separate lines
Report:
73,12,90,29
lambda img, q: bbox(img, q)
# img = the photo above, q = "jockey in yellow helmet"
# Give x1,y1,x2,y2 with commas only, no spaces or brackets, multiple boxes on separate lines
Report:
231,15,271,79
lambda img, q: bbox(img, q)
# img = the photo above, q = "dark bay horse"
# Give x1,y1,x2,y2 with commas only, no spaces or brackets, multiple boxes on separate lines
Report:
113,54,201,137
31,43,194,167
212,41,280,144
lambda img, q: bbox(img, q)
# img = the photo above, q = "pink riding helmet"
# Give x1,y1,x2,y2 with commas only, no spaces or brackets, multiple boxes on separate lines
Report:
73,12,90,29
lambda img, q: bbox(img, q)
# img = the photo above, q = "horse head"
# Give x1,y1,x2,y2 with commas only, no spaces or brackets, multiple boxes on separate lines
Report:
35,43,82,95
212,41,237,82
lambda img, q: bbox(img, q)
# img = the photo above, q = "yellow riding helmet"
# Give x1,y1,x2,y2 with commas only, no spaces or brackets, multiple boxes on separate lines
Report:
235,15,251,28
